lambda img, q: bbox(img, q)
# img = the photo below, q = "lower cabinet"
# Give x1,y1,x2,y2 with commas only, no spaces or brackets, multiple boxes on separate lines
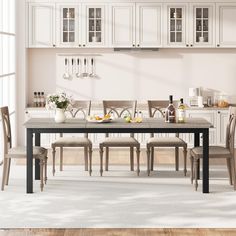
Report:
25,108,230,149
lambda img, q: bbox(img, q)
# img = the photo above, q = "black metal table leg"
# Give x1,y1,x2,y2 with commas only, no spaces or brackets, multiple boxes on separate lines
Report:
35,133,41,180
202,129,209,193
194,132,200,179
27,128,33,193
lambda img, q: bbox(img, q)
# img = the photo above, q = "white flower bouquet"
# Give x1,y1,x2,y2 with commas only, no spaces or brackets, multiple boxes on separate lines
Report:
46,92,74,111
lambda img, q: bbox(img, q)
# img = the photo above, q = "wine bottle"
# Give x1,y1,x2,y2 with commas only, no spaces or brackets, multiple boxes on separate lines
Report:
165,95,176,123
177,98,186,123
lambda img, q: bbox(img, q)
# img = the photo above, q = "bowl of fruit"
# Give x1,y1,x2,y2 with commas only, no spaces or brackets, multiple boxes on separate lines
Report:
87,114,112,123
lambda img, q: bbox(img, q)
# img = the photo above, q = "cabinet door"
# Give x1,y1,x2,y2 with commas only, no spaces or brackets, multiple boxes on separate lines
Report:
56,4,80,48
110,3,135,47
28,3,55,48
136,3,162,48
216,110,228,146
216,4,236,48
189,4,215,47
82,4,107,47
163,4,188,48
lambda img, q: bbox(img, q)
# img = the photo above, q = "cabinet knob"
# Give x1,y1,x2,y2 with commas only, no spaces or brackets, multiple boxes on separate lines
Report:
79,44,81,47
186,44,189,47
133,44,135,47
218,111,221,114
53,44,56,47
137,44,140,47
83,45,86,47
190,44,193,47
217,44,220,47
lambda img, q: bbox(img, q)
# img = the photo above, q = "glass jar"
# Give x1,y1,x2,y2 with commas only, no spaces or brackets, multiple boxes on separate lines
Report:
217,95,229,108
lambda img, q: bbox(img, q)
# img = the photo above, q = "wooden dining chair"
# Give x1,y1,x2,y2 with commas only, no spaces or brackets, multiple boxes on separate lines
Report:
99,100,140,176
0,106,48,191
147,101,188,176
190,106,236,191
51,101,92,176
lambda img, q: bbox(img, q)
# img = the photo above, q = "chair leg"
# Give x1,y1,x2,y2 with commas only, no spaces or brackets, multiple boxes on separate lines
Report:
89,146,92,176
52,147,56,176
190,156,194,184
232,157,236,191
151,147,154,171
183,147,187,176
5,158,11,185
40,159,44,192
194,158,199,191
1,159,8,191
105,147,109,171
130,147,134,171
60,147,63,171
175,147,179,171
147,147,151,176
44,157,48,184
99,146,104,177
84,147,88,171
226,158,233,186
136,147,140,176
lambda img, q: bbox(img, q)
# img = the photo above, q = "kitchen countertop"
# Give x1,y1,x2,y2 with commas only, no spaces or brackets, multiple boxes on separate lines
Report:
25,105,230,111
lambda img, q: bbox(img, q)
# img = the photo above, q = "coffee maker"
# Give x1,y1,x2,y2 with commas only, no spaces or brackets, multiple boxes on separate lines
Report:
189,88,204,107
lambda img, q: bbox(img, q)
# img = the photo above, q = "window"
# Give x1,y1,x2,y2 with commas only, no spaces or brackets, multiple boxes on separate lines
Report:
0,0,16,159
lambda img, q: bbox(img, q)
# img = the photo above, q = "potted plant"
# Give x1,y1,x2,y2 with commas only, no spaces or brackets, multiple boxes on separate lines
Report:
46,92,73,123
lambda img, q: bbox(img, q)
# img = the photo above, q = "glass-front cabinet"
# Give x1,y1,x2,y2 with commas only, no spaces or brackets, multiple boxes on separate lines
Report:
164,4,188,47
82,5,106,47
56,4,80,47
189,4,215,47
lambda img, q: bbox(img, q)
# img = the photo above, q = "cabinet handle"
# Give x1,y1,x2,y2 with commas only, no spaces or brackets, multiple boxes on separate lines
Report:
186,44,189,47
217,44,220,47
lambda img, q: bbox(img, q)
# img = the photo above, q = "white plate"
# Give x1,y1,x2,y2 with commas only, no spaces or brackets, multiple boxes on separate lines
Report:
87,118,112,123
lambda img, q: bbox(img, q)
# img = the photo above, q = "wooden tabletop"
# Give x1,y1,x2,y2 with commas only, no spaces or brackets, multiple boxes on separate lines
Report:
24,118,213,129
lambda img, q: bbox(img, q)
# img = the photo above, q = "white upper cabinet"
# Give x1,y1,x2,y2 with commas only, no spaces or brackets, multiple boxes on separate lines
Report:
109,3,135,47
28,3,55,48
216,3,236,48
163,3,188,48
189,3,215,47
56,4,80,48
136,3,162,48
82,4,107,47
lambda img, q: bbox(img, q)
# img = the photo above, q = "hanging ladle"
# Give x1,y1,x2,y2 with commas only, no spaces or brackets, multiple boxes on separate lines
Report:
76,58,81,78
82,58,89,78
89,58,97,78
63,58,70,80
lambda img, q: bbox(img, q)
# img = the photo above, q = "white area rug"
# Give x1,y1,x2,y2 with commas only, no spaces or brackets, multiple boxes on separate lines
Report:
0,165,236,228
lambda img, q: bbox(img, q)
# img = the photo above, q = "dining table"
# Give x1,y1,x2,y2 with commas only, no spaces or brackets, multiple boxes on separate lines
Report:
24,117,212,194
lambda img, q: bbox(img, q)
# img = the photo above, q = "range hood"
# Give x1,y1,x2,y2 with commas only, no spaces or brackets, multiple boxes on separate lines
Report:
114,48,159,52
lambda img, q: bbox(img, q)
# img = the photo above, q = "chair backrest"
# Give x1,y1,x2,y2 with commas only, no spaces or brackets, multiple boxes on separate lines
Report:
148,100,179,118
68,100,91,118
0,106,12,155
103,100,137,138
225,106,236,155
103,100,137,119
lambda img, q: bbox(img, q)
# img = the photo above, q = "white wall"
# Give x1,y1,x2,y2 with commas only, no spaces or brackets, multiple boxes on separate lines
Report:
28,48,236,104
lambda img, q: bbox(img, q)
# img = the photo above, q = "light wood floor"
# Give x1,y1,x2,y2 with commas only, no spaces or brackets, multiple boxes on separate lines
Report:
0,229,236,236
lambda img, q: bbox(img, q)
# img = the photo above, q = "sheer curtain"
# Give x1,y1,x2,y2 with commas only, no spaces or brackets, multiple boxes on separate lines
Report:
0,0,16,162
